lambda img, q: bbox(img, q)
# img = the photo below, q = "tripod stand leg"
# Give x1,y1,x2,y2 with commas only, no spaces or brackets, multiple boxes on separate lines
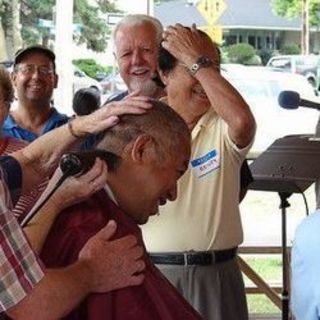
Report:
280,192,290,320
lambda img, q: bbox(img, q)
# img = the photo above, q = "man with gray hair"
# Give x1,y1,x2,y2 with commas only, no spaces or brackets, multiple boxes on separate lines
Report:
108,14,165,102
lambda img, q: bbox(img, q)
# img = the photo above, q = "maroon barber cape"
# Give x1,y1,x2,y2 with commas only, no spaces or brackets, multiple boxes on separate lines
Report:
40,190,201,320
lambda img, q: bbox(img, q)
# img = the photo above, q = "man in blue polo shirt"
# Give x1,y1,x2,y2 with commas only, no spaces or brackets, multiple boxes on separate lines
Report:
3,45,69,142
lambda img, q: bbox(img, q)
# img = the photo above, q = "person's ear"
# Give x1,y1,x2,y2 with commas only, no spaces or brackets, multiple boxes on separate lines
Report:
159,69,169,86
10,71,17,88
130,134,155,163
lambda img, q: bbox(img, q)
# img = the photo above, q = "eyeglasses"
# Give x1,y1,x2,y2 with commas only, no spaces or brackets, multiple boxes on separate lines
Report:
15,64,54,77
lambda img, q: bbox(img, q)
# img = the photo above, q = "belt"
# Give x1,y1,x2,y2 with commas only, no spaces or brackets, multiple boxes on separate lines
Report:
149,247,237,266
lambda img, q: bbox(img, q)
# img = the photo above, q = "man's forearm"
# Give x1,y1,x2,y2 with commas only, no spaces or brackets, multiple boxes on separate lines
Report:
11,123,80,194
10,99,152,194
196,67,256,147
7,262,92,320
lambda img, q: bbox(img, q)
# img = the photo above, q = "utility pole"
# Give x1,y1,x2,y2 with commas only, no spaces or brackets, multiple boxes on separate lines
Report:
54,0,74,114
301,0,310,54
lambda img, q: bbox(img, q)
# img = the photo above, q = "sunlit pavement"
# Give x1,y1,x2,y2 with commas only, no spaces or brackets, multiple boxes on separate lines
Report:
240,185,315,248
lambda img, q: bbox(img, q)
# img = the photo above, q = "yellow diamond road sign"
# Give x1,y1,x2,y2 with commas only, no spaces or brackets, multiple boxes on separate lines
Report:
197,0,227,25
200,26,223,44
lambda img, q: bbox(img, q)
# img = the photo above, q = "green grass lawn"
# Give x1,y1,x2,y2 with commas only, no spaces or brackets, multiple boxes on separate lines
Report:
241,256,282,315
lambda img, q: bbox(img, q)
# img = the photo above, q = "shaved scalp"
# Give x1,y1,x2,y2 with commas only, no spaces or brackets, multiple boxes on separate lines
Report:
96,100,190,161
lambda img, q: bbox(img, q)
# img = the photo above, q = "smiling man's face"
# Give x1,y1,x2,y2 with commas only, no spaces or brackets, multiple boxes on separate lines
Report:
114,22,159,96
12,52,57,104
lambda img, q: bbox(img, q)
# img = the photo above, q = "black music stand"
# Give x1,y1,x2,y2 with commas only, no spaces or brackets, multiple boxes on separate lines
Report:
249,134,320,320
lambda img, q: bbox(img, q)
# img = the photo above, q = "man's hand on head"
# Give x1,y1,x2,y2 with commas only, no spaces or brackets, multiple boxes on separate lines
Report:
103,95,153,110
78,220,145,293
161,23,220,68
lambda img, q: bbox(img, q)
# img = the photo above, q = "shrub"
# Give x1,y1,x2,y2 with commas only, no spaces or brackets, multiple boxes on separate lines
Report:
226,43,257,65
257,48,274,65
280,43,300,55
245,54,262,65
73,59,112,79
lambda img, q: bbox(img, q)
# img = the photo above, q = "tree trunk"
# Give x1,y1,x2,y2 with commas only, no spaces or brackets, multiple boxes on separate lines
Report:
4,0,22,59
301,0,310,54
0,18,8,60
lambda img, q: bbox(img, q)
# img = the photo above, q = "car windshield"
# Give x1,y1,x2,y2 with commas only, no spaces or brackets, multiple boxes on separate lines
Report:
226,70,315,101
223,67,318,157
296,56,319,67
230,79,282,100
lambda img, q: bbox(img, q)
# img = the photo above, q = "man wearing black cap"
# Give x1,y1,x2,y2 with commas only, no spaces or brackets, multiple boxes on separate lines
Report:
2,45,69,142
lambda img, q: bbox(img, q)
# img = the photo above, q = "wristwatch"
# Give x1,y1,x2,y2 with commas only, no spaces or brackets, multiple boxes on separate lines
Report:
188,56,214,75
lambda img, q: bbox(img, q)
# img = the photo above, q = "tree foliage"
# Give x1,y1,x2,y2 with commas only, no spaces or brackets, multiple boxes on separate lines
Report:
271,0,320,27
280,43,301,54
73,0,117,52
0,0,119,56
226,43,261,65
73,58,111,79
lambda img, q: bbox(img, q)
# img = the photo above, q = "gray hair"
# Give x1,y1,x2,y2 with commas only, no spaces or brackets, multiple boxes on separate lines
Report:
113,14,163,45
96,100,190,162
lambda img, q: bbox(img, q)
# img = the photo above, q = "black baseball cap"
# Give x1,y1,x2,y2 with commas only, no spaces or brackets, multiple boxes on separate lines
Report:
14,45,56,69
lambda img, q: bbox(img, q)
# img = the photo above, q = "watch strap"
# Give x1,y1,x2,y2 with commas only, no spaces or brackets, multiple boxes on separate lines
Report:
188,56,214,75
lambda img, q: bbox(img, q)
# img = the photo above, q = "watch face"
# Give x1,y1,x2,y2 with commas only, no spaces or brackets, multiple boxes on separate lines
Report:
189,56,213,75
190,64,200,73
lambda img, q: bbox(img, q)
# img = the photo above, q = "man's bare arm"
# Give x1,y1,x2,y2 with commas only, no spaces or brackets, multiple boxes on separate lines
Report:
11,97,152,194
162,24,256,148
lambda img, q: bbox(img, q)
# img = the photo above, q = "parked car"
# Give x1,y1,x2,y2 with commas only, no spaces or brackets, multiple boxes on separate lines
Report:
222,65,319,158
100,73,126,95
266,55,320,90
95,71,109,82
72,66,102,94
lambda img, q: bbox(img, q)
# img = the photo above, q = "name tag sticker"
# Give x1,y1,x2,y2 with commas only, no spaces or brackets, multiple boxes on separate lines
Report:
191,150,220,178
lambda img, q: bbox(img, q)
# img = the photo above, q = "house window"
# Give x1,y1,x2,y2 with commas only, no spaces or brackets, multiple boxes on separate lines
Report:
257,37,262,49
224,35,237,45
266,36,271,49
248,36,255,47
275,36,281,50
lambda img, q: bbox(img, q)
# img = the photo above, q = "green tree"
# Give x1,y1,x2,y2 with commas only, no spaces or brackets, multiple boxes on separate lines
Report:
0,0,22,59
281,43,301,54
271,0,320,26
73,0,118,52
0,0,119,59
73,58,111,79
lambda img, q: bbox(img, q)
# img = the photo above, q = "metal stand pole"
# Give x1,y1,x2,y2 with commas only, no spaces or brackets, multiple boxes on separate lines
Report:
279,192,290,320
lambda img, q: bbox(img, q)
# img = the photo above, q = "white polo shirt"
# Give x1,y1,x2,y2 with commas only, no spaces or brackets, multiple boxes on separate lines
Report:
141,108,252,252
